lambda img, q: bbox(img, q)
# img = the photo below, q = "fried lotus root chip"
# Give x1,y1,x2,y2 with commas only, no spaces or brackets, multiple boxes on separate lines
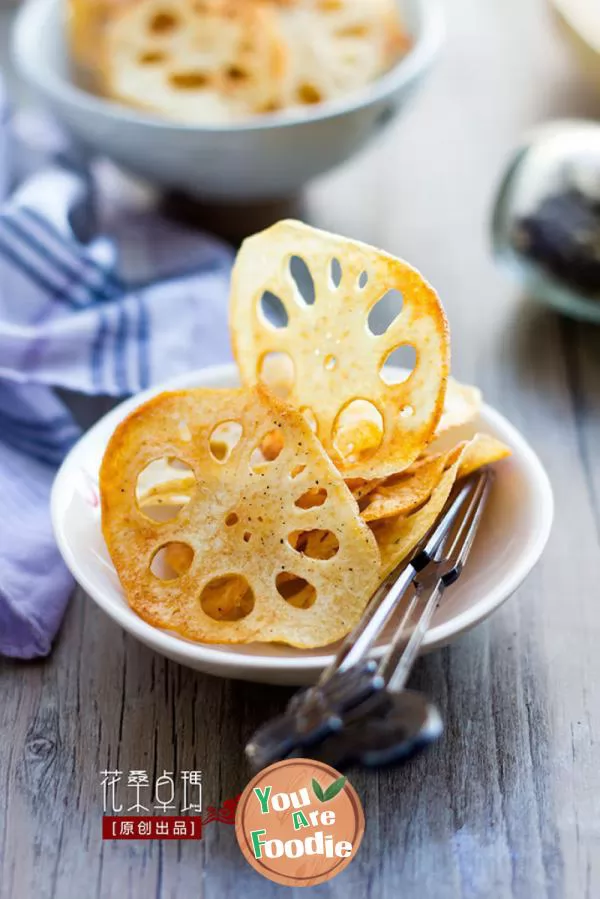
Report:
435,377,482,436
275,0,409,109
253,348,478,465
138,478,194,521
230,220,450,478
455,433,511,479
69,0,130,83
137,428,287,515
346,378,485,512
370,433,511,578
360,452,447,522
100,0,286,124
100,386,380,648
361,433,511,523
346,477,385,502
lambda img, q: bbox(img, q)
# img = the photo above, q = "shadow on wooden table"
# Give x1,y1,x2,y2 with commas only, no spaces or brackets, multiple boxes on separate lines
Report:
160,193,311,246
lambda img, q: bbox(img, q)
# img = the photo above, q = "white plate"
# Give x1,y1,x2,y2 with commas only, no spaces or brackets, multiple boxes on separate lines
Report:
51,364,553,685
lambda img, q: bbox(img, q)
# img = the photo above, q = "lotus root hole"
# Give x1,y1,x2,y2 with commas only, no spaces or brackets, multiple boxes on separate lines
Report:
294,487,328,509
276,573,317,609
259,291,288,329
289,255,315,305
225,65,248,82
401,405,415,418
209,421,243,462
381,344,417,385
243,532,252,543
139,51,166,65
338,25,369,38
330,258,342,288
169,71,210,90
297,84,322,105
200,575,255,621
150,542,194,580
290,464,306,479
250,430,285,471
258,351,295,399
324,355,337,371
225,512,239,526
136,457,195,522
358,270,369,289
288,530,340,560
332,399,384,463
148,11,178,33
368,289,404,336
301,407,318,434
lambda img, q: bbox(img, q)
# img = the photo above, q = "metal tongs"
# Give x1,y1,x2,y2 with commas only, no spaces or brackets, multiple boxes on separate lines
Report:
246,469,493,770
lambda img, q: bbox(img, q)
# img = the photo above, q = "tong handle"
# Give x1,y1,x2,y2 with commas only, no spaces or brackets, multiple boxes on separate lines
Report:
318,562,416,683
377,570,446,693
378,469,493,692
320,470,491,685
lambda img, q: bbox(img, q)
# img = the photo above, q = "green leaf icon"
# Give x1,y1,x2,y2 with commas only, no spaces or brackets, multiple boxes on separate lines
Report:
323,776,347,802
312,778,325,802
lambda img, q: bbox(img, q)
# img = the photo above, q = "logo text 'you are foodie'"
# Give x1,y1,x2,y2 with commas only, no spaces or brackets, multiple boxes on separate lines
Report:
235,759,365,887
251,776,351,860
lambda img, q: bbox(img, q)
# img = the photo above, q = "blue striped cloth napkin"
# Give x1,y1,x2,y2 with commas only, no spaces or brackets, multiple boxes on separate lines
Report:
0,92,234,659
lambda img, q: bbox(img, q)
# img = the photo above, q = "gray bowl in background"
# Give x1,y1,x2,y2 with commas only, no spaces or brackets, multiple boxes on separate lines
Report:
12,0,443,201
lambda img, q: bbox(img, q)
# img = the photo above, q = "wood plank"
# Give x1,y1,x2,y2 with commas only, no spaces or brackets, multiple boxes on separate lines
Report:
3,0,600,896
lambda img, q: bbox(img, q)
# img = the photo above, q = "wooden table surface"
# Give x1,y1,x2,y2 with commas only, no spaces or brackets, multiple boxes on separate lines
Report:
2,0,600,896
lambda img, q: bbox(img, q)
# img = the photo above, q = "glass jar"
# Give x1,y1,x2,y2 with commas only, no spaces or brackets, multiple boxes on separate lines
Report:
492,120,600,323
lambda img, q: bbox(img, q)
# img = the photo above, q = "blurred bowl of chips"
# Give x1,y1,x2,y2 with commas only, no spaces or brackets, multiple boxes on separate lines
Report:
13,0,443,201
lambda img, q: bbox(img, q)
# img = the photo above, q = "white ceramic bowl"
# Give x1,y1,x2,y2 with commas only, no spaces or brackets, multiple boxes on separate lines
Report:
12,0,443,201
51,364,553,685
